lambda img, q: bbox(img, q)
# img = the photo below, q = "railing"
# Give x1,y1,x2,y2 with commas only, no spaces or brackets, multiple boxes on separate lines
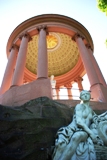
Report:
52,88,80,100
52,88,92,100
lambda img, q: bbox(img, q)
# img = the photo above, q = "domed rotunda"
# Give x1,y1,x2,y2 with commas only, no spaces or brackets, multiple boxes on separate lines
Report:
0,14,107,106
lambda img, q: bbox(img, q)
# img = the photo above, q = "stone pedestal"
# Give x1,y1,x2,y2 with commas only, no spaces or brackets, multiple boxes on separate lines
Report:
0,78,52,106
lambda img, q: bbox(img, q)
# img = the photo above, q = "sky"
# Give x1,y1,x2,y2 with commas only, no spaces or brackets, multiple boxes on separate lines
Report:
0,0,107,98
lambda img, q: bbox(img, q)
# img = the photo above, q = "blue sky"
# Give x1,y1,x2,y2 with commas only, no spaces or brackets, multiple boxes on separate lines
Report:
0,0,107,94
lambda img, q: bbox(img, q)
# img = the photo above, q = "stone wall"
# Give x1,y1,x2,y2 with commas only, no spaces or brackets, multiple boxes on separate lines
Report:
56,99,107,110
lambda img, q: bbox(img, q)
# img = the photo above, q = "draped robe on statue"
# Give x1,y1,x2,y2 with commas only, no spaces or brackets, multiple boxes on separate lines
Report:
52,110,107,160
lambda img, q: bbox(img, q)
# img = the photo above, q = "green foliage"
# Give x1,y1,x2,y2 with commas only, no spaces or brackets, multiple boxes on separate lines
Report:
97,0,107,48
105,39,107,47
97,0,107,15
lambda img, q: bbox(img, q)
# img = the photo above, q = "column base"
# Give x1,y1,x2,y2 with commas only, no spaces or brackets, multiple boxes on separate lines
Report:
0,78,52,106
90,84,107,103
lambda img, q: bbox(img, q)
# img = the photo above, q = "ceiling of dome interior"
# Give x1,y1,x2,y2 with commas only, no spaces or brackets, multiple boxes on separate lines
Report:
26,32,80,77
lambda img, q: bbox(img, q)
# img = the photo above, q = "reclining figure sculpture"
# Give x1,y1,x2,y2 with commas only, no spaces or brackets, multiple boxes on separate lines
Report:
52,90,107,160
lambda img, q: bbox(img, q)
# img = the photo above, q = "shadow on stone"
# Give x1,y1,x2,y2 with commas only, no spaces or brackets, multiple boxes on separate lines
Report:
0,97,73,160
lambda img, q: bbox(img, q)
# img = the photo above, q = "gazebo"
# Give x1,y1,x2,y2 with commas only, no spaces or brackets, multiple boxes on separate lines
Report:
0,14,107,106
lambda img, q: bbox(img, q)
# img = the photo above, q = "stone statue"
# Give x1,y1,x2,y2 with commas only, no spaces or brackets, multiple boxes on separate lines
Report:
50,75,56,99
50,75,56,88
52,90,107,160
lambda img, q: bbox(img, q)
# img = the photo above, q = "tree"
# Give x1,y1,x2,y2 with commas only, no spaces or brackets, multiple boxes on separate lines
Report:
97,0,107,47
97,0,107,15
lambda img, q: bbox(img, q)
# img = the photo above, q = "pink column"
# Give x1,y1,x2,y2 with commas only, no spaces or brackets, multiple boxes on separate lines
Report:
12,33,31,86
37,26,48,78
72,33,100,87
56,87,60,99
0,45,18,95
65,83,72,99
75,77,83,92
86,44,107,87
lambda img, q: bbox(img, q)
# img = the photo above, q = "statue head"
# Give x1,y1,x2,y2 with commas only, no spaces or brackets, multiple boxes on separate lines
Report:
51,75,54,80
80,90,91,101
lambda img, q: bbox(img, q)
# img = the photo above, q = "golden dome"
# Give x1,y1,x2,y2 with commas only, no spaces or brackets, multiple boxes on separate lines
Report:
47,33,58,49
26,32,79,77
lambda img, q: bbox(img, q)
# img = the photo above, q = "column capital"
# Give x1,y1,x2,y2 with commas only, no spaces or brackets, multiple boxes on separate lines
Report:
56,86,60,89
75,76,83,92
74,76,83,82
64,83,72,88
72,33,84,41
85,44,93,51
19,32,32,42
9,44,19,52
36,25,48,35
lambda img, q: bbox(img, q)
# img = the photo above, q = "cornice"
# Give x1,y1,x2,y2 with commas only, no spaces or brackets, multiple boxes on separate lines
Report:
6,14,94,57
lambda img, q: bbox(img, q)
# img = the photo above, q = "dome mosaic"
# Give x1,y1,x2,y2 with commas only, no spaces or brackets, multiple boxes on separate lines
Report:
26,32,80,77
